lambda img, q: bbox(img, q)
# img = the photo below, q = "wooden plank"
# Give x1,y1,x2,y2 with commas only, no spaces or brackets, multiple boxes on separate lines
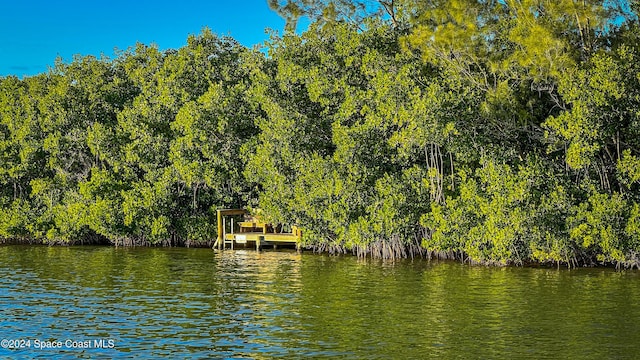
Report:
218,209,247,216
225,232,300,244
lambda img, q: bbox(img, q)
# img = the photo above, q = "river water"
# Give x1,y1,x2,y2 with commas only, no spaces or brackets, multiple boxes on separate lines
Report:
0,245,639,359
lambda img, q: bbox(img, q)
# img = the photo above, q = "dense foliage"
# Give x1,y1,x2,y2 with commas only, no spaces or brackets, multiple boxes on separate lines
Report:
2,1,640,267
0,30,259,247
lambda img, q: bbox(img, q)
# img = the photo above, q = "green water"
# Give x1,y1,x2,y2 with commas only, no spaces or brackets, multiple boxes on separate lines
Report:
0,246,639,359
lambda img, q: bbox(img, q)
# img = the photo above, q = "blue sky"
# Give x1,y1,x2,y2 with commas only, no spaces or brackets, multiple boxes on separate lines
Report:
0,0,288,78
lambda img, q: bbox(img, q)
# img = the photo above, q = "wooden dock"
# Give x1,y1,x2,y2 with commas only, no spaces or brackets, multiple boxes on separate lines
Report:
214,209,302,250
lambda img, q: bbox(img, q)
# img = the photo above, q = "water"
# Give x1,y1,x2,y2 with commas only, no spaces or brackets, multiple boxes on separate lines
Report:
0,245,639,359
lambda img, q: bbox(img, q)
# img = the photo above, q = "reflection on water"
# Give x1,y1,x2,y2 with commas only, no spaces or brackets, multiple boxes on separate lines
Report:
0,245,639,359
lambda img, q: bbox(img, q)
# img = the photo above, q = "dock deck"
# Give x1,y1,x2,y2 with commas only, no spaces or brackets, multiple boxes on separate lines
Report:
214,209,302,250
224,232,301,250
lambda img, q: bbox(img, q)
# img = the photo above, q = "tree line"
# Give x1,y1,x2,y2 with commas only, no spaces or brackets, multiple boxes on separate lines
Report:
2,0,640,267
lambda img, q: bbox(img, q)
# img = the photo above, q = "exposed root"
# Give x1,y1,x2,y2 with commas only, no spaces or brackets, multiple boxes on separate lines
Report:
310,242,348,255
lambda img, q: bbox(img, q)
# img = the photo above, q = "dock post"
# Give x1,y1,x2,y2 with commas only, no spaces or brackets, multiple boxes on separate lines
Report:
216,210,222,250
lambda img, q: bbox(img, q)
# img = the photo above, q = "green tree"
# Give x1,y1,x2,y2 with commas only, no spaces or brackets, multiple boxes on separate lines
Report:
268,0,410,30
246,21,437,257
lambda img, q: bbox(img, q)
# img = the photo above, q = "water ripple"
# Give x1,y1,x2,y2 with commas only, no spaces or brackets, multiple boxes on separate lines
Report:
1,246,640,358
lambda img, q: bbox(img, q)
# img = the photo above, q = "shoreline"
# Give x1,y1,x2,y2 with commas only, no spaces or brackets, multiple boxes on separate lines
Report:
1,238,632,270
